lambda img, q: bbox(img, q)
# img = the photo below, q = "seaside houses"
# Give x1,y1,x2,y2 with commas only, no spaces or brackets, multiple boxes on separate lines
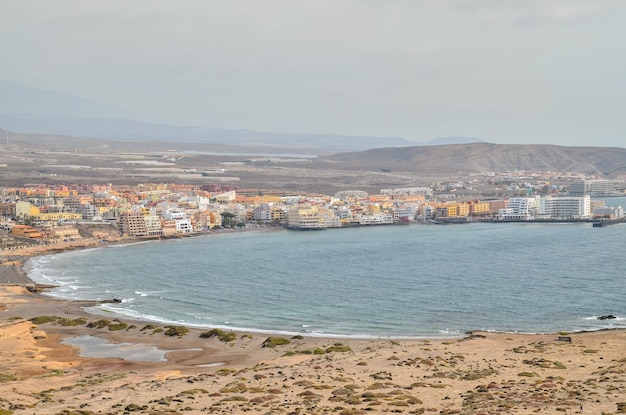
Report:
0,176,624,248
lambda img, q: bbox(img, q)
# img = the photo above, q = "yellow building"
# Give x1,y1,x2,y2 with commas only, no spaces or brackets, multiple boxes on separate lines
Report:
31,212,83,222
469,201,491,216
15,201,40,218
446,204,458,217
454,203,470,217
50,225,82,241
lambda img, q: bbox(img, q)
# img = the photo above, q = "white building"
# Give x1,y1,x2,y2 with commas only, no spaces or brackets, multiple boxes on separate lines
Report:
593,205,624,219
175,218,193,233
537,195,591,219
144,215,164,237
380,187,433,197
570,180,615,196
498,195,591,220
498,197,539,220
357,213,394,225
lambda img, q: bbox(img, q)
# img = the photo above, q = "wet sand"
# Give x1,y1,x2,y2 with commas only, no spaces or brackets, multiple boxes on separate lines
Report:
1,244,626,414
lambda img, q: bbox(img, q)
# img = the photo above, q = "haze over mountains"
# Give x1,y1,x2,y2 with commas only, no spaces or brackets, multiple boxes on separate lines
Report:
2,80,625,179
2,80,449,153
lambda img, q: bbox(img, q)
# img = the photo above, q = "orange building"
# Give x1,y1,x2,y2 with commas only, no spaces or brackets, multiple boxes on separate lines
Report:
11,225,43,239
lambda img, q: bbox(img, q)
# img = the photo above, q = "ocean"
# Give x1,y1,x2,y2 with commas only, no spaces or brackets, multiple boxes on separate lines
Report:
27,209,626,339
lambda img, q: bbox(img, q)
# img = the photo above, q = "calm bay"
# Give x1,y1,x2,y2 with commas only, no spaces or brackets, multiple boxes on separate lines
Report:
27,218,626,338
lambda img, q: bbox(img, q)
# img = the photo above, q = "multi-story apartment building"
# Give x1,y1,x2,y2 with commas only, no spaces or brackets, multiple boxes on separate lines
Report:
0,203,16,219
286,205,327,230
569,180,615,196
253,204,273,223
118,211,148,237
144,215,164,237
537,195,591,219
499,195,591,220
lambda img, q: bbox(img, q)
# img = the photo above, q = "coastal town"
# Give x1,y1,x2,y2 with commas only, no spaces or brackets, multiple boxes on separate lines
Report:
0,175,624,248
2,175,626,415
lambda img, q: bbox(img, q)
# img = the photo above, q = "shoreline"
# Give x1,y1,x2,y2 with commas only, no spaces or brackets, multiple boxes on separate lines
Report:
3,240,626,412
6,231,625,340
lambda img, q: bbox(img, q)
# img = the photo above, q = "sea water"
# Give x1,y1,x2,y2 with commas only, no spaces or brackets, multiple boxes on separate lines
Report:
27,221,626,338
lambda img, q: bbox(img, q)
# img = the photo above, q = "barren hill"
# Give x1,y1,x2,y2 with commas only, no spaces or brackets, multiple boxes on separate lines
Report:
319,143,626,176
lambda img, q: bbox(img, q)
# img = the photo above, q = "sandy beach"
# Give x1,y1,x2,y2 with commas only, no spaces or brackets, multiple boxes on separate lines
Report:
2,243,626,414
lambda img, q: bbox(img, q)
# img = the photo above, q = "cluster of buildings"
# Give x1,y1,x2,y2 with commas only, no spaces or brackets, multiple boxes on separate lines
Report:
0,180,623,247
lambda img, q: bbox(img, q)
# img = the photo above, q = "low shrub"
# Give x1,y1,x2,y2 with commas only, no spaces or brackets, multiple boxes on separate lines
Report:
108,321,128,331
29,316,57,325
262,337,291,348
87,319,111,329
164,325,189,337
326,343,352,353
58,317,88,326
199,328,237,342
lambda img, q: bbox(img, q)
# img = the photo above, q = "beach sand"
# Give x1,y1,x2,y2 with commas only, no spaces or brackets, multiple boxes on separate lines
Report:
1,247,626,414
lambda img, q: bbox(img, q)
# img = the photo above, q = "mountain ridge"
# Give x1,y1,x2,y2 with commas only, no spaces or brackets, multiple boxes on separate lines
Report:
319,142,626,177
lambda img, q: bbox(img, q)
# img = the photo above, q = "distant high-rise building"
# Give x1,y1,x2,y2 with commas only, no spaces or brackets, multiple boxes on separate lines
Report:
569,180,615,196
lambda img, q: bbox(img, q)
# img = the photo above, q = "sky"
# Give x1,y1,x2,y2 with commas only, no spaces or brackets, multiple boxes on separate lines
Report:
1,1,625,146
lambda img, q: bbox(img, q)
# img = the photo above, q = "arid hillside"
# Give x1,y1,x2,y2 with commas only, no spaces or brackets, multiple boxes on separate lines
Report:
318,142,626,176
1,130,625,193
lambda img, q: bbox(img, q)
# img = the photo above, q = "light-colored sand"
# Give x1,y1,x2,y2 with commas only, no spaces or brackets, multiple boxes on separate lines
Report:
1,285,626,414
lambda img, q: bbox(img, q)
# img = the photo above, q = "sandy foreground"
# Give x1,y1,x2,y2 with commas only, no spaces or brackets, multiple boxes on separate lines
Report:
1,254,626,414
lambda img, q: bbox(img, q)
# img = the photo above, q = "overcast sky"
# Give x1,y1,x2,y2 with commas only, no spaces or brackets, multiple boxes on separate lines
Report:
2,1,625,146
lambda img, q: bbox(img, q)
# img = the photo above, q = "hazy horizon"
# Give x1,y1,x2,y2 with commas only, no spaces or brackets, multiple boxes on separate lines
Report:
2,1,625,147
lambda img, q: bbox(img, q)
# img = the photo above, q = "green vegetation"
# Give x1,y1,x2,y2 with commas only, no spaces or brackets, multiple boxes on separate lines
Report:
29,315,57,325
179,388,209,395
58,317,88,326
164,325,189,337
262,337,291,348
518,372,537,377
87,319,111,329
107,321,128,331
0,409,14,415
199,328,237,342
325,343,352,353
283,347,326,356
140,324,156,331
